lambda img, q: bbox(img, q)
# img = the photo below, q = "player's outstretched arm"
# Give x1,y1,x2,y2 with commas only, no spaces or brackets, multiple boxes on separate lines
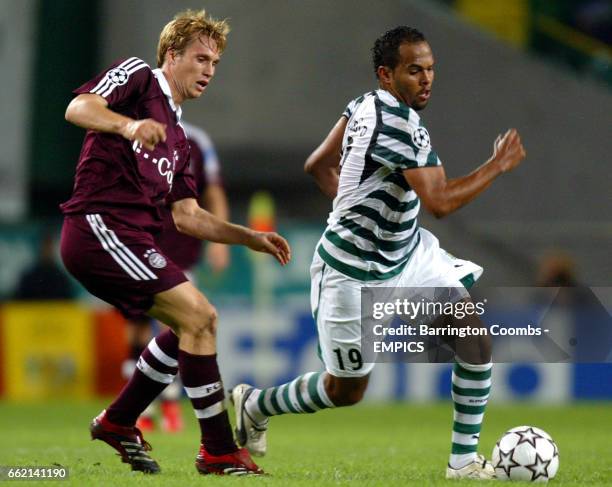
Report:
304,117,347,198
201,184,231,272
65,93,166,150
404,128,526,218
171,198,291,265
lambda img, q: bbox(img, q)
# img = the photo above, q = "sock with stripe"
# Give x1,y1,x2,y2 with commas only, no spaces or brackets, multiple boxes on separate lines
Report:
245,371,335,424
106,329,178,426
179,351,237,455
449,360,492,469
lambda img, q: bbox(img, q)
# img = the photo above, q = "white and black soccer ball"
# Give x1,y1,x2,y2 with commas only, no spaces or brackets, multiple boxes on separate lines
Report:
492,426,559,482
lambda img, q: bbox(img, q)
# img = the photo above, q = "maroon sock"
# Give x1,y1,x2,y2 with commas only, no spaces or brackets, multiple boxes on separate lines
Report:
179,350,237,455
106,329,179,426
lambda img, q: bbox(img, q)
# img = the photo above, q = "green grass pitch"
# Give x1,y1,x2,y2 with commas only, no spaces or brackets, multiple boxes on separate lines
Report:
0,400,610,486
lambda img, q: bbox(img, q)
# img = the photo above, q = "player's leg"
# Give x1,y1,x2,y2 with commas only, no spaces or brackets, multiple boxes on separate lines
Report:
148,281,262,475
106,324,177,429
61,214,257,474
119,318,183,433
121,317,157,431
231,373,369,456
156,321,184,433
232,259,374,456
443,306,494,479
90,326,179,474
325,373,370,406
60,215,188,473
408,229,494,479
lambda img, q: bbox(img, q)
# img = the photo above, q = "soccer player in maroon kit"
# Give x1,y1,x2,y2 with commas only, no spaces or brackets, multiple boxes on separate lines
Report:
60,10,289,475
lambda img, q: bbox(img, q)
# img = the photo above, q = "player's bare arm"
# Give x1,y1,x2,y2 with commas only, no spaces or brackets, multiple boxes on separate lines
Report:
65,93,166,150
304,116,347,198
171,198,291,265
201,184,229,221
404,128,526,218
201,184,230,272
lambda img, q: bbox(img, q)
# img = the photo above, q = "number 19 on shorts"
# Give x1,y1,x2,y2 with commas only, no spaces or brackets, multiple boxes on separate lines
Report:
333,348,363,371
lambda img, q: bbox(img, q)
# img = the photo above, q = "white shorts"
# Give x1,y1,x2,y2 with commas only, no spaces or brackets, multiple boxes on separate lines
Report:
310,228,483,377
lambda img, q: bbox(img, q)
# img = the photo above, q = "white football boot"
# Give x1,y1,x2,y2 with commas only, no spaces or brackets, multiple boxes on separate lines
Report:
446,454,496,480
230,384,269,457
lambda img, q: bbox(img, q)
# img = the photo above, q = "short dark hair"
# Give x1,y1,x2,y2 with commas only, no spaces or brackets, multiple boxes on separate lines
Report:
372,26,426,77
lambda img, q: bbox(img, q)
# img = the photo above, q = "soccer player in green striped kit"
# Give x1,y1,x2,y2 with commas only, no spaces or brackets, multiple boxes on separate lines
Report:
232,26,526,479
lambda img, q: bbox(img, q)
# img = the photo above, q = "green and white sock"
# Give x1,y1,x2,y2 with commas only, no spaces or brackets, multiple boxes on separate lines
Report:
245,371,335,424
449,360,492,469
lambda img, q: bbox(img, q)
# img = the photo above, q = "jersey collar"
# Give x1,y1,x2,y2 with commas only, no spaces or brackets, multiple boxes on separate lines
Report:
378,89,404,108
152,68,182,122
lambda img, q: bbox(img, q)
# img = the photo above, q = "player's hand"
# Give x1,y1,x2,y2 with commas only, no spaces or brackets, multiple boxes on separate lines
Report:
206,242,230,273
122,119,167,151
492,128,526,173
247,232,291,265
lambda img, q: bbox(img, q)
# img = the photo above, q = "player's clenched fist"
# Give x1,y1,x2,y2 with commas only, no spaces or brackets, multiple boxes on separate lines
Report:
247,232,292,266
122,119,167,151
492,128,526,173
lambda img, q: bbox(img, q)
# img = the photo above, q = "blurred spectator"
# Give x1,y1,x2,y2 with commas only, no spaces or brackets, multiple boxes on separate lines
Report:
13,230,74,300
536,250,585,306
536,249,593,308
536,250,579,287
535,250,612,362
536,250,591,310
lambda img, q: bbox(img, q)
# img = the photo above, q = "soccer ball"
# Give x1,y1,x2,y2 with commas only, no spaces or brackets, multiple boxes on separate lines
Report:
492,426,559,482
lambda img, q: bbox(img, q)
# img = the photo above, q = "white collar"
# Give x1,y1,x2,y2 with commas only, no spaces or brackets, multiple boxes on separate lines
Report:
152,68,182,122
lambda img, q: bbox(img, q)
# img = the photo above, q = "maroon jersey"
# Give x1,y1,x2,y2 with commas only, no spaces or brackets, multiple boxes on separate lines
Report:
156,122,223,270
60,57,197,233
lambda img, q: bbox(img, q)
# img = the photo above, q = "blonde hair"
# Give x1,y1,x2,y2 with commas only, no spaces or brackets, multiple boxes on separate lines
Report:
157,9,230,68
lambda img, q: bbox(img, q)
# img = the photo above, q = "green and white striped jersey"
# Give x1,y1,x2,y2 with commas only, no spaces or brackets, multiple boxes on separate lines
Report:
316,89,442,281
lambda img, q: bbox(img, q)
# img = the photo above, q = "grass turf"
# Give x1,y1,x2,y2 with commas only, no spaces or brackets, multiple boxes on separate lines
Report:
0,400,610,486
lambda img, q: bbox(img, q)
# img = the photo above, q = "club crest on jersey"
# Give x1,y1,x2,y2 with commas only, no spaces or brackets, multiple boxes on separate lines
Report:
411,127,431,150
144,248,167,269
106,67,129,86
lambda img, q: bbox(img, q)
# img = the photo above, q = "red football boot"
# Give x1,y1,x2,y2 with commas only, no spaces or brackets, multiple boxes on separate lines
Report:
195,445,263,476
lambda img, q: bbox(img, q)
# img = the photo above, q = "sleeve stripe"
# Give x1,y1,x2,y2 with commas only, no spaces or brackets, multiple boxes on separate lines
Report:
89,57,149,98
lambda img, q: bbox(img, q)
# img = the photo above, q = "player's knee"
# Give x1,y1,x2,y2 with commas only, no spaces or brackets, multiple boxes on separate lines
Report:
182,296,218,338
326,380,366,407
329,390,363,407
195,304,218,338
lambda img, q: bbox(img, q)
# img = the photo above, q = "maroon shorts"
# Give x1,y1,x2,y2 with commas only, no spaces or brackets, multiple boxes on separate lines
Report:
61,213,188,319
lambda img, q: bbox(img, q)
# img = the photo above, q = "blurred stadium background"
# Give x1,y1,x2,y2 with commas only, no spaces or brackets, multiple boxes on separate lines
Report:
0,0,611,413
